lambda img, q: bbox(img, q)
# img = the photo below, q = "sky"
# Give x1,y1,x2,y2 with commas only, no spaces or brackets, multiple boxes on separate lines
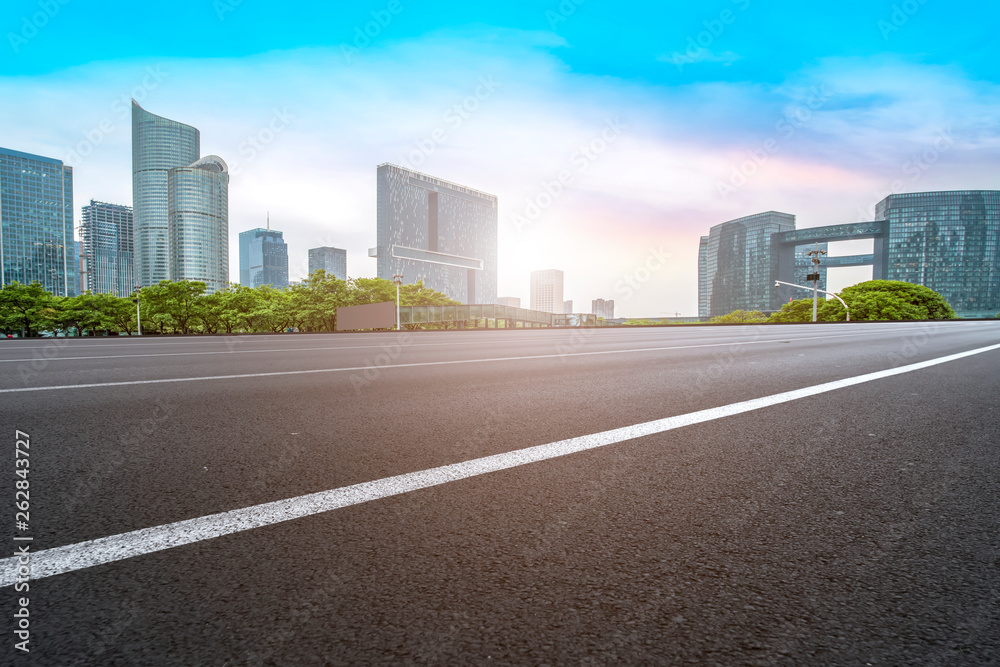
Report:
1,0,998,317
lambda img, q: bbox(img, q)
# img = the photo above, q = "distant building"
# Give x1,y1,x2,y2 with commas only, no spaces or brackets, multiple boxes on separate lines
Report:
167,156,229,293
80,200,134,296
498,296,521,308
563,299,573,314
592,298,615,320
0,147,76,296
308,246,347,280
240,227,288,289
132,101,200,287
375,163,497,304
530,269,564,314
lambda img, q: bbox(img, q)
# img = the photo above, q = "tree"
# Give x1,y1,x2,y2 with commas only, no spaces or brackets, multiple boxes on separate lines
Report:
710,309,768,324
769,298,825,323
819,280,956,321
0,282,54,337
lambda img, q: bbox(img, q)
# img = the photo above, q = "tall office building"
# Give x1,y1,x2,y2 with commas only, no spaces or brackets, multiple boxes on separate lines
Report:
698,211,795,317
308,246,347,280
375,163,497,304
878,190,1000,318
80,200,134,296
132,101,200,286
168,156,229,293
240,227,288,289
530,269,564,314
592,298,615,320
498,296,521,308
564,300,573,314
0,147,75,296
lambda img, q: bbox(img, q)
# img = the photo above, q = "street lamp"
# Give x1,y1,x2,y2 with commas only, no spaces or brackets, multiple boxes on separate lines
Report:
392,275,403,331
774,280,850,322
133,285,143,336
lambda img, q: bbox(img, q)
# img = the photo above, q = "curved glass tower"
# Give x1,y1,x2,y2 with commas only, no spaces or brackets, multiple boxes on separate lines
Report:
168,156,229,293
132,100,200,287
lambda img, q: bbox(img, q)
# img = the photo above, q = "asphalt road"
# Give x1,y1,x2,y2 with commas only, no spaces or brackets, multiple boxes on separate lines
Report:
2,322,999,666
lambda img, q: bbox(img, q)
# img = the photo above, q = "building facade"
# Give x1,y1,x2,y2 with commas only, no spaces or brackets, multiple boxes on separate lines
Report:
80,200,134,296
132,101,200,287
0,147,75,296
878,191,1000,318
592,298,615,320
375,163,497,304
563,300,573,314
168,156,229,293
498,296,521,308
530,269,564,314
308,246,347,280
698,211,795,317
240,228,288,288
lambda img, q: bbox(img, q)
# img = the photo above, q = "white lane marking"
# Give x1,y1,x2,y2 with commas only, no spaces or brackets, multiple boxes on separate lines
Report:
2,342,998,586
0,330,941,393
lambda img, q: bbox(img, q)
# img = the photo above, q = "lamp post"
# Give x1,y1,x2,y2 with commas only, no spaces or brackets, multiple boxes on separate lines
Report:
133,285,143,336
392,274,403,331
805,242,828,322
774,280,850,322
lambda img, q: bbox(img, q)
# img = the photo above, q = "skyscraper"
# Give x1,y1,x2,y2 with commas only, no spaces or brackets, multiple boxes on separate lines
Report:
530,269,564,314
80,200,134,296
0,147,75,296
132,101,200,286
564,300,573,314
168,156,229,293
698,211,795,317
592,298,615,320
375,163,497,304
242,227,288,289
308,246,347,280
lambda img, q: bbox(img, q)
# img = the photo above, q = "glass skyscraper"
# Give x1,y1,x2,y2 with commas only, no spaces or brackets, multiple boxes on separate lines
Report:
308,246,347,280
132,101,200,286
0,147,75,296
878,190,1000,318
698,211,795,317
239,227,288,288
168,156,229,293
80,200,134,296
375,163,497,304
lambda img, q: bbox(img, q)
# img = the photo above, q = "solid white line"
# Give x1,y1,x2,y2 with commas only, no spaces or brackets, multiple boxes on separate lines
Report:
2,341,999,587
0,330,925,393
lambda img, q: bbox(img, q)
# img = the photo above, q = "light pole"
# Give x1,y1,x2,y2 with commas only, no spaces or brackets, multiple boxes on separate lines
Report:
392,275,403,331
805,242,828,322
133,285,143,336
775,280,850,321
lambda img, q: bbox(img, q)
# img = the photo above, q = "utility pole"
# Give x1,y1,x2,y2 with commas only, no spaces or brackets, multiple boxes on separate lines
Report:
805,242,827,322
393,275,403,331
134,285,142,336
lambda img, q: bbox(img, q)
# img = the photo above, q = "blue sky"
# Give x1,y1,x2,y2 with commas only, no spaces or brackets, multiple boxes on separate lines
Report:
2,0,998,315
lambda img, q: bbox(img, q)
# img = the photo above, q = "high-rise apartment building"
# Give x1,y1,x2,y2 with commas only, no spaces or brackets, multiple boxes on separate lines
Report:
0,147,75,296
530,269,564,314
168,156,229,293
375,163,497,304
308,246,347,280
80,200,134,296
592,298,615,320
698,211,795,317
240,227,288,289
132,101,200,286
564,300,573,314
878,190,1000,318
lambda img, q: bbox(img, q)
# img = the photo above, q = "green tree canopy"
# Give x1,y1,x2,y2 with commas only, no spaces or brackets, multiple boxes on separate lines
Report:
819,280,956,321
710,309,768,324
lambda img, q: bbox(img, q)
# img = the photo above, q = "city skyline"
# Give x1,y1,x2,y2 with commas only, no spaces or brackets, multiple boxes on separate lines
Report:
3,1,998,315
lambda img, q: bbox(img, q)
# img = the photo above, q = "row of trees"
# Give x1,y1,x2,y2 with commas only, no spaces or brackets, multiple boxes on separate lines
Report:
710,280,960,324
0,271,458,337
